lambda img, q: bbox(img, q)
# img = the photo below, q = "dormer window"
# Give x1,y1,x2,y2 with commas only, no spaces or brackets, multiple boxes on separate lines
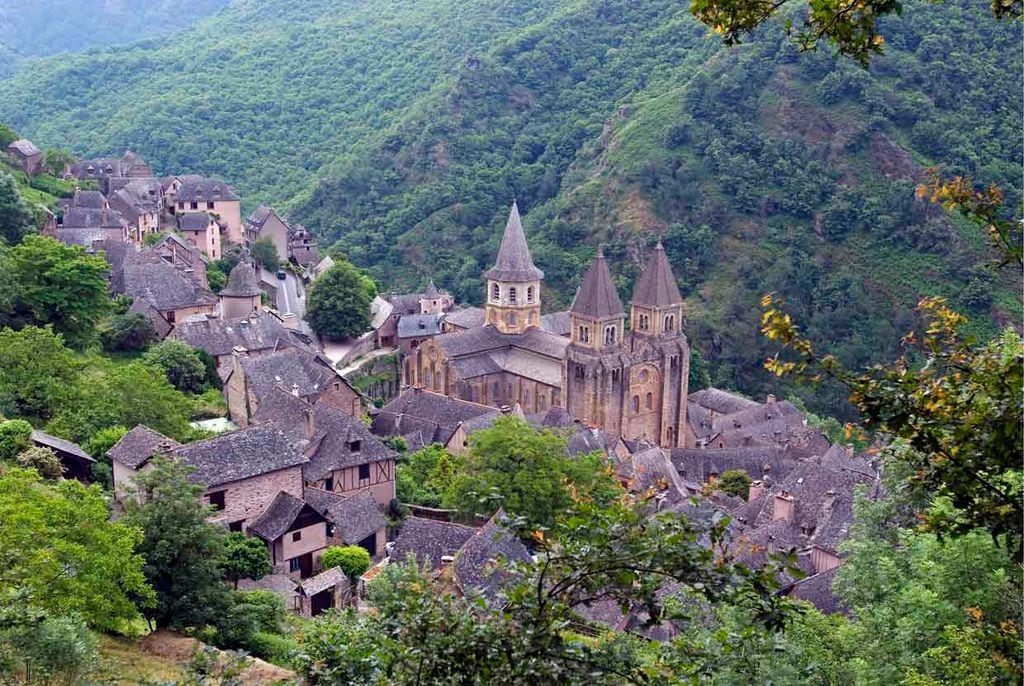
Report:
348,440,361,452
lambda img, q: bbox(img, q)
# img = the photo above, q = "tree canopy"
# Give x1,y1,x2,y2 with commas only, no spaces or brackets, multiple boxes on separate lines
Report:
306,258,376,340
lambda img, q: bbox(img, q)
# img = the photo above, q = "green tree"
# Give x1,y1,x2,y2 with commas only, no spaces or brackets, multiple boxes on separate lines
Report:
15,446,63,479
0,467,153,631
0,326,80,420
42,148,76,177
100,312,158,352
321,545,371,584
0,124,16,148
221,532,271,589
249,238,280,272
9,236,110,347
121,458,230,630
0,173,34,245
717,469,752,500
0,590,99,686
0,419,32,461
306,259,376,340
142,340,208,394
396,444,466,507
206,268,227,294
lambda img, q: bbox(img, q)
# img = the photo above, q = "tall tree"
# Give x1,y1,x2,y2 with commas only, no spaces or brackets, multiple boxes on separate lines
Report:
142,340,209,394
306,258,376,340
9,236,110,348
0,326,80,420
0,173,34,245
121,458,230,630
0,467,153,632
221,532,271,589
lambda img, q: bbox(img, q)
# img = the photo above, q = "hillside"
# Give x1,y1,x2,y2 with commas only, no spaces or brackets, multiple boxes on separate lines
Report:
0,0,1018,418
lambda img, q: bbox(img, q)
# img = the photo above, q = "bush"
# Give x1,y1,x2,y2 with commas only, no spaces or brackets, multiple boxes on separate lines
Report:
100,312,158,352
16,446,64,479
142,340,208,394
321,546,371,580
718,469,752,500
249,631,299,666
0,419,32,461
212,590,286,652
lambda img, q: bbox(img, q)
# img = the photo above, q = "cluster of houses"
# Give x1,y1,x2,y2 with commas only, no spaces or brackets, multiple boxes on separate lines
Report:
8,139,877,627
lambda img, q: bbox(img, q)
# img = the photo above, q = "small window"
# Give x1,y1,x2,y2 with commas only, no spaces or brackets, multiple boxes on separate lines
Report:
190,202,198,210
632,395,640,414
645,392,653,410
324,476,334,491
229,520,244,533
358,463,370,481
292,531,302,542
509,286,517,304
326,523,335,537
491,283,500,302
526,286,534,303
289,557,301,573
604,326,616,344
574,364,585,379
492,381,500,398
578,326,589,343
348,440,361,453
611,369,620,383
539,395,547,410
208,491,226,511
206,201,215,210
670,355,678,369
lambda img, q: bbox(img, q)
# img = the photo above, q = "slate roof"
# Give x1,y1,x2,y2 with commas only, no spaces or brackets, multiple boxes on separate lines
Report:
122,253,217,312
65,189,107,210
433,327,569,378
128,298,173,339
179,212,213,232
239,347,339,403
788,567,844,614
670,446,796,484
62,207,126,230
369,296,394,330
623,446,691,505
566,426,612,457
221,261,261,297
172,423,308,487
107,425,179,469
303,404,397,482
54,228,108,247
454,513,532,602
304,488,387,544
170,311,297,358
175,176,239,203
539,311,571,336
397,313,443,339
371,389,500,450
248,491,311,542
68,157,125,178
570,249,624,319
246,205,275,229
388,293,423,316
483,201,543,282
688,388,760,415
390,517,478,568
423,280,440,299
300,567,347,597
252,387,311,439
30,430,93,462
631,242,682,308
7,139,41,156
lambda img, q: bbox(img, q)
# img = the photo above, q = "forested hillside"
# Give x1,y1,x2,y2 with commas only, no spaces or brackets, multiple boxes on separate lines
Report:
0,0,1018,418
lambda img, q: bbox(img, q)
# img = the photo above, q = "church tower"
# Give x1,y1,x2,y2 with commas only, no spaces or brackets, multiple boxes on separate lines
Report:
629,242,684,337
484,201,543,334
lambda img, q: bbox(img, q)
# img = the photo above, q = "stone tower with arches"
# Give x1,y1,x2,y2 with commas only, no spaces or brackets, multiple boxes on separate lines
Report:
483,201,543,335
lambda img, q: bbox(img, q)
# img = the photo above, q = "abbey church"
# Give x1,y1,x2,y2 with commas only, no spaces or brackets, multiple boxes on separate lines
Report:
408,202,690,448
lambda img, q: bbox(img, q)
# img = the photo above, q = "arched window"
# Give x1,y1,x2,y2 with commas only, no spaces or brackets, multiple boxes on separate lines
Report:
604,326,616,344
638,313,649,331
645,392,653,410
664,314,675,332
578,326,589,343
632,395,640,414
491,283,500,302
526,286,534,303
509,286,517,304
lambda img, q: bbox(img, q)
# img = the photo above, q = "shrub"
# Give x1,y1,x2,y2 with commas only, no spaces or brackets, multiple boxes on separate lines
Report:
16,446,64,479
0,419,32,460
249,631,299,666
718,469,753,500
322,546,371,580
142,340,208,394
100,312,158,352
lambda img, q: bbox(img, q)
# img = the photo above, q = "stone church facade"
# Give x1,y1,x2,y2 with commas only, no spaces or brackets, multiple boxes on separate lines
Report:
409,202,690,448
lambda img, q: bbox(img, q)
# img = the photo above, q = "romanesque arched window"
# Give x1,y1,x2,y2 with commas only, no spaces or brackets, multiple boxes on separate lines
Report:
491,283,500,302
645,392,652,410
578,325,590,343
632,395,640,414
664,314,675,333
527,286,534,303
604,326,616,344
509,286,517,304
638,313,649,331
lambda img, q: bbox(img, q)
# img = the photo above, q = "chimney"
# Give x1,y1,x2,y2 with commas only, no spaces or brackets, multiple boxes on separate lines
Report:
440,555,455,568
748,480,765,501
231,346,248,380
766,394,776,404
773,490,794,523
304,406,315,440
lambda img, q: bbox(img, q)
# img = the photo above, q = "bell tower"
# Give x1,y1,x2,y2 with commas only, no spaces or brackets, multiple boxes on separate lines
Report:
484,201,543,334
629,242,684,338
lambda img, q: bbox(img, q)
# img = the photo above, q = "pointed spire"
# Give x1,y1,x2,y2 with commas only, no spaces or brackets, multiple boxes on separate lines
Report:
423,279,440,299
483,201,544,282
570,246,624,319
631,241,683,308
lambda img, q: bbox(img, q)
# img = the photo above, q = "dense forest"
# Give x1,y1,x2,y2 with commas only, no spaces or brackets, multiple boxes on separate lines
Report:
0,0,1018,419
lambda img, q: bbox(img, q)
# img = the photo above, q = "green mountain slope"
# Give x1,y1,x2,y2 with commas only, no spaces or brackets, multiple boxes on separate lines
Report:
0,0,1018,418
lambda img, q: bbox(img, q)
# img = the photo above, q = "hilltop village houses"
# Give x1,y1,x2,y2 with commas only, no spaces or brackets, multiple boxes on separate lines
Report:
25,143,877,622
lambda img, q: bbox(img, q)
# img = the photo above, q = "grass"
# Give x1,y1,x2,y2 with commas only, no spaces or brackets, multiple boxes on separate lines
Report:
95,634,184,684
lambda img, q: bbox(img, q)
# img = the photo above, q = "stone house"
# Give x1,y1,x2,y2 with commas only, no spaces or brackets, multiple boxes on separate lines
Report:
224,347,363,427
107,179,162,243
164,176,242,244
66,151,152,194
29,430,94,482
370,387,502,454
6,139,44,176
177,212,222,259
245,206,319,266
219,260,262,320
169,310,304,374
58,191,130,246
119,250,218,327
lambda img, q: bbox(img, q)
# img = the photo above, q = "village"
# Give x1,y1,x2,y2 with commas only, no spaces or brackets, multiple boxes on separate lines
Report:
5,138,878,628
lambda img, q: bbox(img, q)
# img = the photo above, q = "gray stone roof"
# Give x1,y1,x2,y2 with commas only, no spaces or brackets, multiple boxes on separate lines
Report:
566,426,612,457
54,228,108,247
539,311,571,336
7,139,40,156
179,212,213,232
246,205,274,229
630,242,682,308
30,430,93,462
122,253,217,312
128,298,173,339
622,446,691,506
454,513,532,602
175,176,239,203
422,280,440,299
390,517,477,568
570,249,623,319
170,311,296,358
65,189,107,210
371,389,500,449
107,425,179,469
248,491,311,542
688,388,760,415
172,423,308,487
483,201,543,282
788,567,844,614
221,261,261,298
239,348,339,404
434,325,569,363
670,446,796,484
304,404,397,482
397,313,443,339
300,567,348,596
443,307,486,331
252,387,311,439
304,488,387,544
68,157,124,178
62,207,126,230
